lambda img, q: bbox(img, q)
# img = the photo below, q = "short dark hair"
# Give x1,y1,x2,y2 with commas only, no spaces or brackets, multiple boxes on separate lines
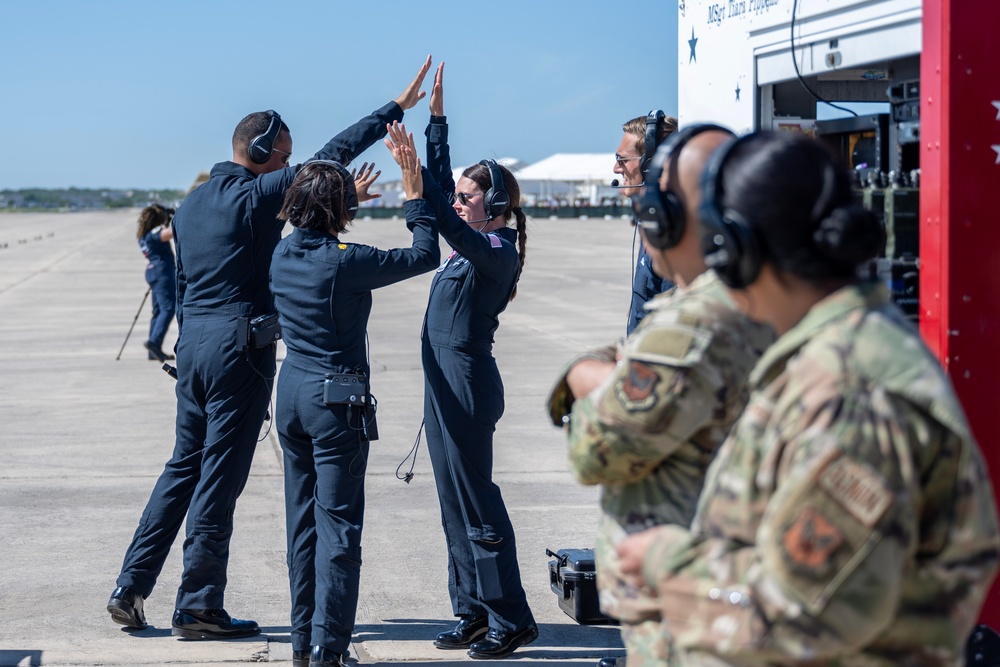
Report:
718,131,883,284
232,111,289,153
278,162,353,235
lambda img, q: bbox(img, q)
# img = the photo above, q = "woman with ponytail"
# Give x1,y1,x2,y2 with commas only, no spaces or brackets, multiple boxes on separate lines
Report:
384,62,536,661
136,203,177,362
616,131,1000,666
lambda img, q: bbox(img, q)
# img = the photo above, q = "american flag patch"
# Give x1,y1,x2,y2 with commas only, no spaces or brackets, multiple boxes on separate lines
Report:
488,234,502,248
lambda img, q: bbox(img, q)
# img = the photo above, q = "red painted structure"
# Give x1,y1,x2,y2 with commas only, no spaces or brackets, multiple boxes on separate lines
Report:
921,0,1000,626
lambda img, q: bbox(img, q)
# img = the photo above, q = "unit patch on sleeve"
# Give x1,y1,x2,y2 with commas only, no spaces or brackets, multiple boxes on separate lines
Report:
614,361,659,412
488,233,502,248
781,506,843,576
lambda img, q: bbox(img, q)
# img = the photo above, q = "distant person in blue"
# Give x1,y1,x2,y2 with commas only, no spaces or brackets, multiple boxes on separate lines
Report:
106,57,433,645
136,203,176,362
384,62,537,660
614,112,678,333
269,154,438,667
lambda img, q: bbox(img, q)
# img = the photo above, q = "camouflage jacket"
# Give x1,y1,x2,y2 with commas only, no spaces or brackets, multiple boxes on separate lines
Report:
549,270,774,621
640,282,1000,666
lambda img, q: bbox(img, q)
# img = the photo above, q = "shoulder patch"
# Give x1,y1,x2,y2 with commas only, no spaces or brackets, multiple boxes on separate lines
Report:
488,233,502,249
614,361,659,411
781,506,843,576
338,243,347,250
817,454,892,528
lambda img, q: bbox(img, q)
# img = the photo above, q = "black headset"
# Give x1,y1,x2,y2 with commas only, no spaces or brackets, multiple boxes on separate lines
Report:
248,110,283,165
640,110,666,174
698,132,764,289
634,123,735,251
302,159,359,221
479,159,510,220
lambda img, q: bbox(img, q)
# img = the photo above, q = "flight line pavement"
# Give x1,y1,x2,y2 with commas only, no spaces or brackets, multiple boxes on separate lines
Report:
0,209,639,667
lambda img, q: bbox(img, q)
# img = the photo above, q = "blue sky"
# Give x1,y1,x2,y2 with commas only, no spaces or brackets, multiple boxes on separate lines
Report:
0,1,678,190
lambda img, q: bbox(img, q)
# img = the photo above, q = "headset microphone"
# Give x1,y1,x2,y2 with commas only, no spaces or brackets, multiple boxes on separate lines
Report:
611,179,636,189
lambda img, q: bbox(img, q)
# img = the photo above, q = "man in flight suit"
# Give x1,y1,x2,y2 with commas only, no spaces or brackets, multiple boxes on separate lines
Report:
549,126,774,667
107,57,432,641
614,111,677,334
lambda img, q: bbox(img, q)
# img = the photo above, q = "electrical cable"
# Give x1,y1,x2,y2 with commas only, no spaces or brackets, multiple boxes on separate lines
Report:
790,0,858,118
396,419,424,484
244,347,277,442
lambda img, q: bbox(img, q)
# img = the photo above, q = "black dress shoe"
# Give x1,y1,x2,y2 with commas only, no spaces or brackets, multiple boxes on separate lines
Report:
468,624,539,659
171,608,260,639
293,650,310,667
143,341,173,362
107,586,148,629
434,615,489,649
598,658,622,667
310,645,346,667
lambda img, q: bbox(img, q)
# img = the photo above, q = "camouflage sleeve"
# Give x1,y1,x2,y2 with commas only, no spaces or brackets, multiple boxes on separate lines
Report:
642,393,1000,663
546,343,619,427
566,322,719,486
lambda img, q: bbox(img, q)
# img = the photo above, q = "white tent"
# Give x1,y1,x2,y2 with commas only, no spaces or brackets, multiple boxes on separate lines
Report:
516,153,615,182
516,153,619,204
368,153,621,206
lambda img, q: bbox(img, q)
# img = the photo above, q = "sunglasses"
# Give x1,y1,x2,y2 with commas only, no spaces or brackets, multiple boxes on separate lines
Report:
455,192,482,205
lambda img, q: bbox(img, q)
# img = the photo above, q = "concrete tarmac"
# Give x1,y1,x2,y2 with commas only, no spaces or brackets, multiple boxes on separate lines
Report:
0,208,639,667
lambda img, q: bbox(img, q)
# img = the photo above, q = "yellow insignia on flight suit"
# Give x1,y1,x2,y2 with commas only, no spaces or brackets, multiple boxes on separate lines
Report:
338,244,347,250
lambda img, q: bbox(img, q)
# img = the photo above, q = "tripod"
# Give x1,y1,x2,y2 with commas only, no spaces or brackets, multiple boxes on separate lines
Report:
116,288,150,361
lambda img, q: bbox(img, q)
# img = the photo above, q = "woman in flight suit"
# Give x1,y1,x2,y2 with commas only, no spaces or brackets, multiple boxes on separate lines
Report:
136,203,176,362
616,131,1000,666
384,62,536,661
269,157,438,667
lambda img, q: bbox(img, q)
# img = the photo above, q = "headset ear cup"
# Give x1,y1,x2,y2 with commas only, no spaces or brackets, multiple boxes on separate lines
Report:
332,162,359,221
488,189,510,219
248,110,281,165
641,110,666,174
700,210,761,289
640,190,685,250
725,213,762,288
248,138,269,164
479,160,510,220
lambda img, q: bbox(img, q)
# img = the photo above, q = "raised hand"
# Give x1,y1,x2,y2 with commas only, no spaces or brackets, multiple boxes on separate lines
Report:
383,121,416,167
429,61,445,117
394,55,432,111
351,162,382,203
400,145,423,201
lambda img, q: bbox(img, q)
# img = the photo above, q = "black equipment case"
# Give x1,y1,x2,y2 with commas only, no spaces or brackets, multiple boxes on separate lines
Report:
547,548,617,625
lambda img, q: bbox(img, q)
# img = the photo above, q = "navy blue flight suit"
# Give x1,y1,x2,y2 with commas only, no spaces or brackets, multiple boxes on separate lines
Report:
269,204,439,656
139,226,176,349
418,115,535,634
627,240,673,334
115,101,405,613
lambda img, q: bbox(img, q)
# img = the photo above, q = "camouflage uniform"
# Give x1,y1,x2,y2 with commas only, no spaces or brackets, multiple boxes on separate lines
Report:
639,282,1000,666
549,270,774,667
